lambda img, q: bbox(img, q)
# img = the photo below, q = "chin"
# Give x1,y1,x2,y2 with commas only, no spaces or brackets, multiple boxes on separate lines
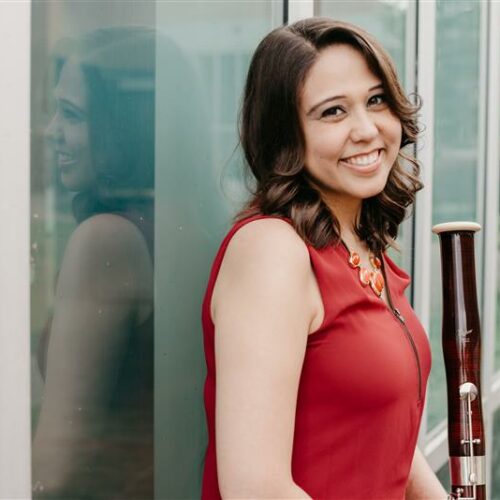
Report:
363,173,392,198
60,176,89,193
60,176,79,192
351,182,388,200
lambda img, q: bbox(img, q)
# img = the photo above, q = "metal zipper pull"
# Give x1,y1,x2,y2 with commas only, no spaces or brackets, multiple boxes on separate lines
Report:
393,307,405,324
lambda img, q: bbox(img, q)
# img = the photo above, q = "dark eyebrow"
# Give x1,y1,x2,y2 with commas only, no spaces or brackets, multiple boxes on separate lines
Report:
306,83,384,116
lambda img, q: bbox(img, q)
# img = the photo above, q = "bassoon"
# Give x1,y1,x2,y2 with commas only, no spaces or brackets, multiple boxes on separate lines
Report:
432,222,486,500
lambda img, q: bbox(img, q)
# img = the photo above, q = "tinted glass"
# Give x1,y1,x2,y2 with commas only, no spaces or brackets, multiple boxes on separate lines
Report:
154,3,282,496
493,408,500,497
30,0,282,498
31,3,156,498
437,460,451,493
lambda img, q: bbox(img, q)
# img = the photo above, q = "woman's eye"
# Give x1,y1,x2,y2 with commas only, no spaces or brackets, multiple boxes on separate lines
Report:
369,94,386,106
321,106,344,118
59,103,85,123
62,109,77,120
62,107,77,119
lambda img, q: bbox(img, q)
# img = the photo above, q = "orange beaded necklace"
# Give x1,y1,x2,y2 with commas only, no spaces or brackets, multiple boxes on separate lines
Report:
342,241,385,298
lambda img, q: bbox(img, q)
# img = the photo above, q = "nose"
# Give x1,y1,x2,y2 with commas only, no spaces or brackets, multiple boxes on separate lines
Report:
350,108,379,143
45,111,63,146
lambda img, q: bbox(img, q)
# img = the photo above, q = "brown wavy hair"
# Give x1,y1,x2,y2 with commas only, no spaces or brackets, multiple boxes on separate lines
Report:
235,17,422,254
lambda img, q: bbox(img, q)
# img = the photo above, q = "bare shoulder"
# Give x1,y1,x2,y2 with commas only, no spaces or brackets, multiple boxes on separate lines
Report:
68,213,148,253
58,213,152,301
226,217,308,266
211,218,314,323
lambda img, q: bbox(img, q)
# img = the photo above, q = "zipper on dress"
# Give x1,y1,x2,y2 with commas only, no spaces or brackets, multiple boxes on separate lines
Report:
380,257,423,403
392,307,423,403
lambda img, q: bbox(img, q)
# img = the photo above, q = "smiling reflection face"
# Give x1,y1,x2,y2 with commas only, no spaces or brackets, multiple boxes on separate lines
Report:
45,61,95,192
300,44,402,208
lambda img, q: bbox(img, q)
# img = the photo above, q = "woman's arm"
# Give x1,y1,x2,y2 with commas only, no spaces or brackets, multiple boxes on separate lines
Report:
211,218,320,499
32,213,153,493
405,446,448,500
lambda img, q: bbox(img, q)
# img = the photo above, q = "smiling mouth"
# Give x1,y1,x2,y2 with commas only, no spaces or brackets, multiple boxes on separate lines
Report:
56,152,76,167
341,149,381,166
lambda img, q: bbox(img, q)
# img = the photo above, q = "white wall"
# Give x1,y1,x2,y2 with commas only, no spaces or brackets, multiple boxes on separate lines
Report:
0,1,32,498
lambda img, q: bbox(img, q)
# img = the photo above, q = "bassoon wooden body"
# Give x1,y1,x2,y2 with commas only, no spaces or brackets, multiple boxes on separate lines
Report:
432,222,486,500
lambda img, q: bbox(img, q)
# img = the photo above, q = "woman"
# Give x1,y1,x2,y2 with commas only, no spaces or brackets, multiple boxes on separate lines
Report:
33,27,154,499
201,18,447,499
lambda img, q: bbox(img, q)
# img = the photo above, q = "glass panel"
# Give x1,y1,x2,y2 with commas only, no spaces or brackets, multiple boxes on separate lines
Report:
427,0,482,430
31,1,282,498
31,2,156,498
437,461,451,493
493,408,500,497
316,0,408,81
154,2,282,498
313,0,412,271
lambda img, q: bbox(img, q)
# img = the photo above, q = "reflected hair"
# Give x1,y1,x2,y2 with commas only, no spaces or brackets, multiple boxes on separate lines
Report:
51,27,155,223
236,18,422,254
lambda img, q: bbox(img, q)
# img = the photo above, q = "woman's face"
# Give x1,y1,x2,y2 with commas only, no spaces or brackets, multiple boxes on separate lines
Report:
300,44,402,207
46,61,95,192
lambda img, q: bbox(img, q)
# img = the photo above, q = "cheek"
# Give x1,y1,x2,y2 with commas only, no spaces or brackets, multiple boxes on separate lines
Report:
307,128,346,162
66,124,90,153
386,116,403,147
394,124,403,146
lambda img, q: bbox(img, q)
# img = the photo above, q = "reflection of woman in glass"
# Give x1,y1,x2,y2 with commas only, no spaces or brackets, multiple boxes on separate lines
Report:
33,28,154,499
201,19,447,499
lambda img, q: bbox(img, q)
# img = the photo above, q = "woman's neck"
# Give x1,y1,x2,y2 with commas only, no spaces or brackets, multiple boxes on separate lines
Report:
324,195,363,245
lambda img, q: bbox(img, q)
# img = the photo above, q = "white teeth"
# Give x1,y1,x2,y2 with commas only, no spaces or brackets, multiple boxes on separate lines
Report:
58,153,74,163
343,150,379,166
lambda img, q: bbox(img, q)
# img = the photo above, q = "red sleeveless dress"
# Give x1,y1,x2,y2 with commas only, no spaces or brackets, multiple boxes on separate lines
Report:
201,215,431,499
